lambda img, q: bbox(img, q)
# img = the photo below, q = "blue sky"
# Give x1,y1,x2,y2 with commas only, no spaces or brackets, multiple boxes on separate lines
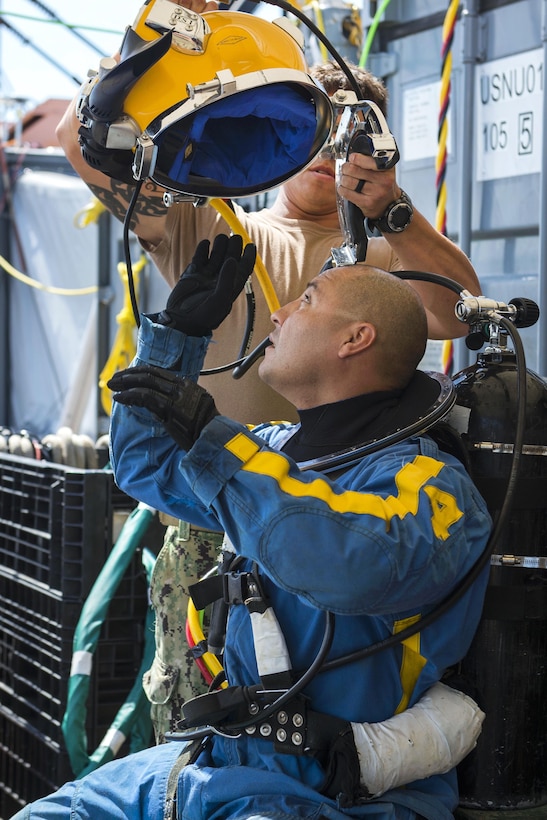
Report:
0,1,136,106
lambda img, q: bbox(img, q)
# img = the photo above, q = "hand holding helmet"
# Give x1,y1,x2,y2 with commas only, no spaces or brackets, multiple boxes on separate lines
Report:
158,234,257,336
108,365,219,451
76,1,333,197
173,0,221,12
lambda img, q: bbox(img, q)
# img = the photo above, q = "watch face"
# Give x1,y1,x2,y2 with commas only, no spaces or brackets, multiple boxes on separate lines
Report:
388,202,413,231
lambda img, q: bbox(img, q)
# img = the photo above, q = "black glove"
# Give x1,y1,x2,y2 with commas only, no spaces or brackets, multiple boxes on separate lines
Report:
108,365,219,451
158,234,257,336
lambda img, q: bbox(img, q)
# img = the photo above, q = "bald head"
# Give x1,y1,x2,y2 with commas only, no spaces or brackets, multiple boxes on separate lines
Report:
332,264,428,389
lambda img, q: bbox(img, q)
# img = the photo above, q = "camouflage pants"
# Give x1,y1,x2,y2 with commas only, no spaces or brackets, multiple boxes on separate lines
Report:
143,518,223,744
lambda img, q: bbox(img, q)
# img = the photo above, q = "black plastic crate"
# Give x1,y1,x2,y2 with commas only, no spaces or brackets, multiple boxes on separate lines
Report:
0,709,65,818
0,455,114,598
0,583,81,737
0,567,149,742
0,453,161,817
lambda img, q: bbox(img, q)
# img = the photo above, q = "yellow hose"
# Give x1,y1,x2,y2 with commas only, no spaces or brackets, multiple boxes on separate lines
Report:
0,253,98,295
187,596,227,685
209,198,280,313
99,256,147,415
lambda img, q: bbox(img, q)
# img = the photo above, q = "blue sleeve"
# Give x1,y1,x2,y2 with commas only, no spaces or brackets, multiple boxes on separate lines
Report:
109,314,223,530
109,315,292,531
131,312,208,377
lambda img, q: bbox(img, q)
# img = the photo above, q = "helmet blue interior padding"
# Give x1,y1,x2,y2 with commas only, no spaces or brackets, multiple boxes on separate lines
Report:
153,85,319,192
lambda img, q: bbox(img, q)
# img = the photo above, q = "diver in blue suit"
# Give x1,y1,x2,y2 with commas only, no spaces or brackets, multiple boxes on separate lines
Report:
13,235,491,820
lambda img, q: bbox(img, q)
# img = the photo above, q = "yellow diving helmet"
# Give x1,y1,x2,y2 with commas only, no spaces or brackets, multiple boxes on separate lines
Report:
77,0,333,198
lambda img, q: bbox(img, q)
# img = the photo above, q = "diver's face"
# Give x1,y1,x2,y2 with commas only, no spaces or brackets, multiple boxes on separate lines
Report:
259,271,349,408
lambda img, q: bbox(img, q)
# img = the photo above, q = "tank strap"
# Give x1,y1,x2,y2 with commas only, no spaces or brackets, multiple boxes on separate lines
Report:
245,695,354,764
189,567,262,609
190,560,294,690
163,738,206,820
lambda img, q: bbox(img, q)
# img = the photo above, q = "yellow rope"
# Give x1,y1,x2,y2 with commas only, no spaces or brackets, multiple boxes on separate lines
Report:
0,253,98,295
209,198,280,314
99,255,147,416
73,196,106,229
303,0,329,62
437,0,460,375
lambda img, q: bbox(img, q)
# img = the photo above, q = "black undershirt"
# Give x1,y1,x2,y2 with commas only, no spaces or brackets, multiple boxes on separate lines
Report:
280,390,403,463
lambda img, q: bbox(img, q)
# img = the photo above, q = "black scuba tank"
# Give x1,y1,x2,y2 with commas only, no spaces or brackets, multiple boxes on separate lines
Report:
449,350,547,810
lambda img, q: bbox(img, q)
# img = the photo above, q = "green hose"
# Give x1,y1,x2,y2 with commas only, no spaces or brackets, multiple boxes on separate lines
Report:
62,503,157,777
359,0,393,68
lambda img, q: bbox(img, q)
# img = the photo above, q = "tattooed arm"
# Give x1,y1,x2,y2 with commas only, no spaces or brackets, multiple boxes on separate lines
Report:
56,0,222,248
56,96,170,248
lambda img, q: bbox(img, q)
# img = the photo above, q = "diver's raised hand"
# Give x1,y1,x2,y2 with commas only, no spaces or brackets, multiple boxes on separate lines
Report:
158,234,256,336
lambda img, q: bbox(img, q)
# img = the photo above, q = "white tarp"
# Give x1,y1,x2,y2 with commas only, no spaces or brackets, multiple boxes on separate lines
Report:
9,168,99,439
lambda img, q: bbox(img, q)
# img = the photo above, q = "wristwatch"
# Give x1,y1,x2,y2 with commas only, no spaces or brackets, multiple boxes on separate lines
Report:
367,190,414,234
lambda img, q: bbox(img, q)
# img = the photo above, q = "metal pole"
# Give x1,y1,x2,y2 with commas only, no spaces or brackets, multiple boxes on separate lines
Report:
453,0,479,373
0,2,5,424
97,210,112,437
0,195,8,426
537,0,547,377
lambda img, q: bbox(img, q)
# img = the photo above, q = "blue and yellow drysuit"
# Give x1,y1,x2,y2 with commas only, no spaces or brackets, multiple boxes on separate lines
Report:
15,317,491,820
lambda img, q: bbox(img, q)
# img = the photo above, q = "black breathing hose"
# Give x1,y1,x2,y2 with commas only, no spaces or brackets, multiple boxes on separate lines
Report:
124,179,144,329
